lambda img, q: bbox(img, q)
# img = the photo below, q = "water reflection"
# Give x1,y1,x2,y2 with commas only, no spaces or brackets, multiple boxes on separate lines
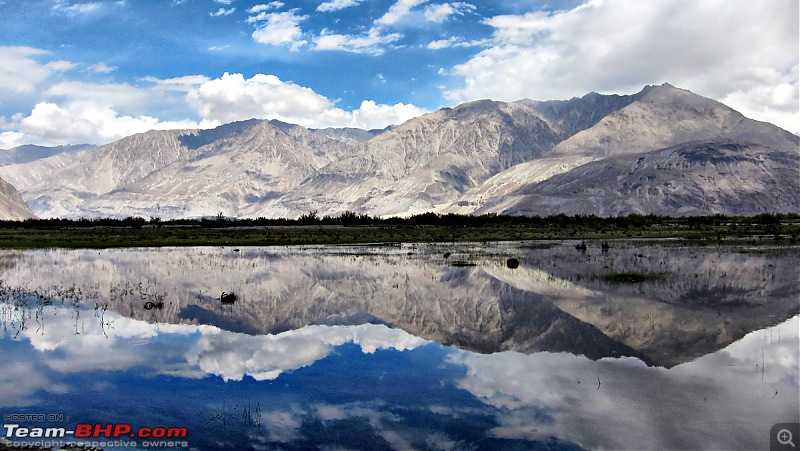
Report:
0,298,797,450
1,241,797,366
0,241,798,449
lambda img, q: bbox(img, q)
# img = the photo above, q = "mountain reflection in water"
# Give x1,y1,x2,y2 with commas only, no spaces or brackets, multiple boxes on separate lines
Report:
0,241,798,450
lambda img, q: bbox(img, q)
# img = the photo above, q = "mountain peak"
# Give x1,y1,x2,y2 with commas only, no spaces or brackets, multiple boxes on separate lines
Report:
636,82,691,99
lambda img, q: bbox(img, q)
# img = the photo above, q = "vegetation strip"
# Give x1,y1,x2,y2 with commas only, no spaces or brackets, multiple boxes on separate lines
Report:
0,213,796,249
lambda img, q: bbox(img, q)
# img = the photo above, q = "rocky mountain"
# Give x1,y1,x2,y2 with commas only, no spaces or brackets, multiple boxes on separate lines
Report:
247,99,565,218
519,90,637,137
445,83,800,215
0,176,35,220
549,83,797,158
0,147,93,194
0,143,94,166
473,141,800,216
71,120,361,219
13,120,364,218
2,83,797,219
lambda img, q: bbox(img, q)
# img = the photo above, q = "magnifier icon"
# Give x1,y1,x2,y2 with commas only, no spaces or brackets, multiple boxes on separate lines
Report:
778,429,796,447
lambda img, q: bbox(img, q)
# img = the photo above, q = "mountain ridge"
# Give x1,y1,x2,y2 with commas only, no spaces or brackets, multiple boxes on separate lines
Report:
1,83,797,220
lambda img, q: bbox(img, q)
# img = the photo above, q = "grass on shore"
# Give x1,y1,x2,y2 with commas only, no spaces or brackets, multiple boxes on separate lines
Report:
0,221,798,249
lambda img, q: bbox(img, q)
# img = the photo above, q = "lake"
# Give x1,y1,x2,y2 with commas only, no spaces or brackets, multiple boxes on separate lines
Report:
0,240,798,450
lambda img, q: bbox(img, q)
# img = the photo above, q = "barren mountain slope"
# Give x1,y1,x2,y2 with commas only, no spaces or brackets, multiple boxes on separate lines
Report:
447,84,799,215
0,176,35,220
475,141,800,216
249,99,564,218
71,120,360,219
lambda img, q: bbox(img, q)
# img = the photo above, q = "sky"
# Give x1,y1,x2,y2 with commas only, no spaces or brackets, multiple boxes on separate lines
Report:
0,0,797,147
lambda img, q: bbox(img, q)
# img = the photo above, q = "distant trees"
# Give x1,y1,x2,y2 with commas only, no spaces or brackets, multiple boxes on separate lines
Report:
0,212,797,231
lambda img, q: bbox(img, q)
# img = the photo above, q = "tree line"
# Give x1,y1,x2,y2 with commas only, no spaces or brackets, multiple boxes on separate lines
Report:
0,211,796,229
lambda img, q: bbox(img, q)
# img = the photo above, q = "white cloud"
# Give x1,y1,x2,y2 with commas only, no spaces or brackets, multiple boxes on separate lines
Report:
376,0,429,25
423,2,475,23
186,72,428,129
187,72,330,124
427,37,458,50
0,63,426,147
88,62,117,73
446,0,799,131
426,36,487,50
45,60,78,72
248,1,283,13
187,324,426,381
313,28,403,55
52,1,102,15
338,100,427,130
143,74,211,92
210,7,235,16
3,100,206,147
0,47,64,95
250,10,308,48
214,0,233,4
0,77,214,147
0,361,62,408
44,80,153,114
317,0,364,13
449,316,799,449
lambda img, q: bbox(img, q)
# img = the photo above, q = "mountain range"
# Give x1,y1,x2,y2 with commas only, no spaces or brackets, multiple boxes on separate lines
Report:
0,83,797,220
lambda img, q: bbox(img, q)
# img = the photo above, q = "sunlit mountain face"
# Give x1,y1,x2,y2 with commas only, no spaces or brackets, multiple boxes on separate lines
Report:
1,241,798,449
2,83,798,221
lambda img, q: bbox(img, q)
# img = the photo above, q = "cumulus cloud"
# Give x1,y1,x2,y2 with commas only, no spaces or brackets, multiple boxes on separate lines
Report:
187,324,427,381
423,2,475,23
187,73,427,128
0,50,139,150
187,73,332,124
446,0,799,131
334,100,427,130
210,7,235,16
187,72,427,129
1,66,426,147
2,101,205,147
250,10,308,48
317,0,364,13
0,77,214,147
376,0,429,25
248,1,283,13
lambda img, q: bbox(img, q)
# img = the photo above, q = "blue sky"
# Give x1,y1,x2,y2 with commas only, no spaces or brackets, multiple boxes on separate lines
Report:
0,0,797,146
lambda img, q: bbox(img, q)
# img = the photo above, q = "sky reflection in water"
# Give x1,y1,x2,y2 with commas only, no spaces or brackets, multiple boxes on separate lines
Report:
0,242,798,450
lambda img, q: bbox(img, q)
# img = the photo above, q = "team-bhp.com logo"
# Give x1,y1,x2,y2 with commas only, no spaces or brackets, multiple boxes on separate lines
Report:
4,423,189,448
5,423,187,439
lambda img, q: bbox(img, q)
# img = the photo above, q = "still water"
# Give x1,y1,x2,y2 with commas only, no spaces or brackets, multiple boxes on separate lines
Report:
0,240,798,450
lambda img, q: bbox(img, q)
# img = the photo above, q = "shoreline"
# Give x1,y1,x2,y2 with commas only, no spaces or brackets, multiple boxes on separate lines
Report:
1,222,798,249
